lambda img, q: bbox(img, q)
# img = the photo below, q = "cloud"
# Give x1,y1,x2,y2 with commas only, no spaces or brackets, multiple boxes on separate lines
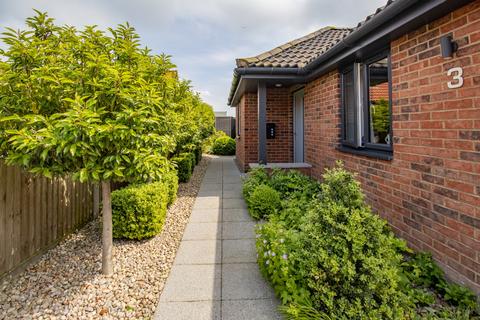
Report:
0,0,387,115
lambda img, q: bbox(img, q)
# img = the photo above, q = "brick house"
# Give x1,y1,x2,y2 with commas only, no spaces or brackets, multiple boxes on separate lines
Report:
228,0,480,293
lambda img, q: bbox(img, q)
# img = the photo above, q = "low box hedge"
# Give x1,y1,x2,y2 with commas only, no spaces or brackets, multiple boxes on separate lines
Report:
212,136,235,155
172,152,195,182
112,182,169,240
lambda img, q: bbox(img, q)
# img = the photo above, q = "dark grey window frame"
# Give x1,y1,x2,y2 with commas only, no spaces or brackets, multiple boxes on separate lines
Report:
340,49,393,160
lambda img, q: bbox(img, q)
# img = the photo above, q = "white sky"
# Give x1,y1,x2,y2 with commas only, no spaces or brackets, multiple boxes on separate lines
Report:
0,0,387,116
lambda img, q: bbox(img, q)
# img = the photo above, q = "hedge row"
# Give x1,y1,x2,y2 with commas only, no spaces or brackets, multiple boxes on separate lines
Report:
242,165,479,319
112,170,179,240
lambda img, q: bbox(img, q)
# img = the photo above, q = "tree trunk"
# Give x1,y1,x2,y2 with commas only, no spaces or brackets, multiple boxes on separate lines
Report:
101,180,113,275
93,184,100,218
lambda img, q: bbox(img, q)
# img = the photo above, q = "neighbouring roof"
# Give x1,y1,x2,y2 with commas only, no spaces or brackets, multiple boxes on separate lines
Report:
236,27,352,68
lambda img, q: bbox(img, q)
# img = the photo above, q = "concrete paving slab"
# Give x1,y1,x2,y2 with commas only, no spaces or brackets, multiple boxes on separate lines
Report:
155,301,221,320
223,209,251,222
222,222,256,239
189,208,222,223
222,263,275,300
193,196,221,209
197,189,223,197
221,299,281,320
222,239,257,263
223,176,242,184
223,189,243,199
175,240,221,265
183,222,221,240
222,198,247,210
222,183,243,191
155,156,281,319
160,264,221,302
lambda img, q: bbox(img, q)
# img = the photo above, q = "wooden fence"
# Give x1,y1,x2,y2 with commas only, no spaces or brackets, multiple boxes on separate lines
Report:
0,160,95,277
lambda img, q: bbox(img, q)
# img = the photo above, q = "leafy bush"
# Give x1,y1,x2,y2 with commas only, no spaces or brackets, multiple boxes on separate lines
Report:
112,182,168,240
256,222,310,305
250,162,479,319
242,167,270,202
172,153,194,182
270,169,320,200
247,184,281,220
319,161,365,209
161,170,178,206
204,130,227,154
194,144,202,164
212,136,236,155
293,200,409,319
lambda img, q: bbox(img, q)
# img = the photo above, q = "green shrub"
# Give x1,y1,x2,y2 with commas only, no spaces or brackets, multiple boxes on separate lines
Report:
256,221,310,306
319,161,365,209
442,283,478,310
172,152,194,182
204,130,227,154
247,184,281,220
242,167,270,202
212,136,236,155
194,144,202,164
112,182,168,240
161,170,178,206
187,152,196,170
250,162,479,319
293,200,410,319
270,169,320,200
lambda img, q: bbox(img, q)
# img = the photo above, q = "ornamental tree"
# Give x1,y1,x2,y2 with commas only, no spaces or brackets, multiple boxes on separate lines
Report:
0,11,212,274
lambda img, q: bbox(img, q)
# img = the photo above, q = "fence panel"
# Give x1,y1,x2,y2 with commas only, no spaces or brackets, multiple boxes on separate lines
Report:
0,161,94,277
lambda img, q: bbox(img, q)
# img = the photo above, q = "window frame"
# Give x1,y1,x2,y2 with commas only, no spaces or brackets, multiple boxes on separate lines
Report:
340,65,359,149
340,48,393,158
363,51,393,152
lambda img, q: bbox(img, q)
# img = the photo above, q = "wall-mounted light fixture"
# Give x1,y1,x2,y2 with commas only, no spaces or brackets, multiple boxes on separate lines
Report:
440,35,458,59
274,83,282,88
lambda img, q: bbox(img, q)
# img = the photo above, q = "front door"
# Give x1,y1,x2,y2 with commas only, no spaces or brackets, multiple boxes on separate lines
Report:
293,90,304,163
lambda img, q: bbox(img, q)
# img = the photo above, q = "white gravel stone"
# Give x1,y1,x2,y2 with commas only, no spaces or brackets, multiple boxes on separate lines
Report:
0,155,213,320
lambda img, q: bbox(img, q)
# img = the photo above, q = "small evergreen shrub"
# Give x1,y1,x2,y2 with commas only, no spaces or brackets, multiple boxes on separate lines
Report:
194,144,202,164
112,182,168,240
242,167,270,202
212,136,236,155
172,152,194,182
293,200,410,319
319,161,365,209
247,184,281,220
186,152,196,170
270,169,320,200
162,170,178,206
249,162,479,319
256,221,310,306
204,130,227,154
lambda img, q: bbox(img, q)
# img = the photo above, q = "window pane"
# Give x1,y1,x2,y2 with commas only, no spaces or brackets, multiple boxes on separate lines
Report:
343,70,355,144
368,57,390,145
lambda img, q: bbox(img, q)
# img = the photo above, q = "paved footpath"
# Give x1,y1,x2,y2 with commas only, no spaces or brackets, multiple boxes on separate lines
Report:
154,156,281,320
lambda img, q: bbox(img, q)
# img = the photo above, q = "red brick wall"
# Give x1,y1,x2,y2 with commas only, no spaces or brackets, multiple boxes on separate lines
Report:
266,88,294,163
302,2,480,293
235,88,293,171
236,93,258,171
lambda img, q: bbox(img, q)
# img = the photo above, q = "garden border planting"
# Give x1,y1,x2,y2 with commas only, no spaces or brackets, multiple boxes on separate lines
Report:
0,156,211,319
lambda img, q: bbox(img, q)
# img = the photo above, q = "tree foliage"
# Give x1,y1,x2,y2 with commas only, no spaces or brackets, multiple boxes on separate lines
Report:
0,10,214,183
0,10,215,274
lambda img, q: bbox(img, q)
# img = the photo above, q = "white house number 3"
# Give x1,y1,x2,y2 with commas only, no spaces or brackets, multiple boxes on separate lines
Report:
447,67,464,89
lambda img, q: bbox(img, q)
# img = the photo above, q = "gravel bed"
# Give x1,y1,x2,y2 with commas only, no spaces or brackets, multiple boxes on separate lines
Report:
0,155,213,319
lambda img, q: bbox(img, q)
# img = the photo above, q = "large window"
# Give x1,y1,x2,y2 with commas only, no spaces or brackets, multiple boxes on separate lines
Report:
341,51,392,157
